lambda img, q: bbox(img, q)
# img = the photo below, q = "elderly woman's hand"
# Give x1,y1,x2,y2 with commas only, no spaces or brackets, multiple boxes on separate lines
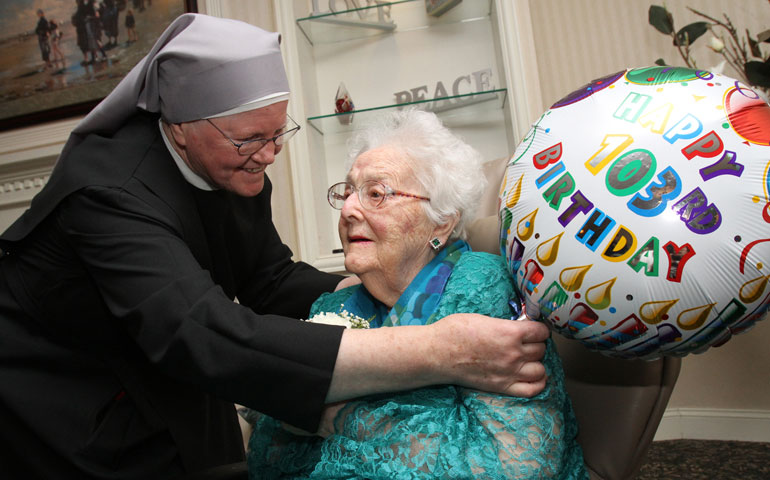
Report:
433,313,550,397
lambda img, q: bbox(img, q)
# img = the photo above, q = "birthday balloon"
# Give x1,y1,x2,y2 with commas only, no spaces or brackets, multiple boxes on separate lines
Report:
499,66,770,360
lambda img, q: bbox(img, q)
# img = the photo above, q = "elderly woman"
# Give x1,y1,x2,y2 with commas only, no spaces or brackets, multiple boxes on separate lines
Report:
246,109,588,479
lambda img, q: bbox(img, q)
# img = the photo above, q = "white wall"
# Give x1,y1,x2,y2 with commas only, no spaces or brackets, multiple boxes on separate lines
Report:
528,0,768,108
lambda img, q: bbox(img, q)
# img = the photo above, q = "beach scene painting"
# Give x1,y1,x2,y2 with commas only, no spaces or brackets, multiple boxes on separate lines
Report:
0,0,194,130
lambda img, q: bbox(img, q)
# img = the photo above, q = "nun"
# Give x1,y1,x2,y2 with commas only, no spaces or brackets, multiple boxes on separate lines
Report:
0,13,549,479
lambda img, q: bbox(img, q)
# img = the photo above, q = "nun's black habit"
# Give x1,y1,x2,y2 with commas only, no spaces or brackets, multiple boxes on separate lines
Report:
0,14,342,478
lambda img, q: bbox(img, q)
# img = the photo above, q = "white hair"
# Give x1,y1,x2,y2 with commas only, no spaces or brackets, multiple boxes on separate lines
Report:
346,108,487,240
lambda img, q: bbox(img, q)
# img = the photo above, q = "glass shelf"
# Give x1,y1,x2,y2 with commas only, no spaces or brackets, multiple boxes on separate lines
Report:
307,88,507,135
296,0,492,45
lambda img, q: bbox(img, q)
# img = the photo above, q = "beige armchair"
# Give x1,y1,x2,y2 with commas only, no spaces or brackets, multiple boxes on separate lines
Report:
466,158,681,480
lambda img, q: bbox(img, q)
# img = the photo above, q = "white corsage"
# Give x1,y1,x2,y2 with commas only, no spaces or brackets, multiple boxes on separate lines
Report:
306,307,371,329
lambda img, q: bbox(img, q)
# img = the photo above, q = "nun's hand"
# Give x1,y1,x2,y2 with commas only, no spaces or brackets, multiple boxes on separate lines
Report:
434,313,549,398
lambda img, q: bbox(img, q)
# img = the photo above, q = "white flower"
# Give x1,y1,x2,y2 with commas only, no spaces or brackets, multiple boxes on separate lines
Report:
707,36,725,53
305,307,370,329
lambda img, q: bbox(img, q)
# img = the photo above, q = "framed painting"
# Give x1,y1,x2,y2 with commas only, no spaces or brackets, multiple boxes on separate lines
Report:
0,0,197,131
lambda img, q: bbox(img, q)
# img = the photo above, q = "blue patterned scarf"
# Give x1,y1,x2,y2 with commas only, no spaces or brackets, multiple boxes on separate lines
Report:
341,240,470,328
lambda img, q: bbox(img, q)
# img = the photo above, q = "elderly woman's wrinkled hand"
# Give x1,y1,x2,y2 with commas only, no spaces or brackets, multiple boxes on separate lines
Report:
434,313,550,398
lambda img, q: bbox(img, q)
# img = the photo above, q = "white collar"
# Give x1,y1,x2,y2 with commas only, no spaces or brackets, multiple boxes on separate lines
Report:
158,120,215,191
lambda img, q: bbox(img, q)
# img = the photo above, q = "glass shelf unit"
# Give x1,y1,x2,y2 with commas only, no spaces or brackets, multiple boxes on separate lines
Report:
296,0,492,45
274,0,524,272
306,88,507,135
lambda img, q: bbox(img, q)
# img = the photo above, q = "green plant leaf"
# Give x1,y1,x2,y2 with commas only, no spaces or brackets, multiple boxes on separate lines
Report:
675,22,709,46
745,61,770,88
655,58,668,66
649,5,674,35
749,32,762,58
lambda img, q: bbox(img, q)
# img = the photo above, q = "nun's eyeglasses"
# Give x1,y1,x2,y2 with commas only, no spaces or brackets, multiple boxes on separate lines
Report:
327,180,431,210
206,115,300,156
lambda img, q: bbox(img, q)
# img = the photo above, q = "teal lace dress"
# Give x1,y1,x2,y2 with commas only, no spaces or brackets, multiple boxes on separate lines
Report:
246,251,588,479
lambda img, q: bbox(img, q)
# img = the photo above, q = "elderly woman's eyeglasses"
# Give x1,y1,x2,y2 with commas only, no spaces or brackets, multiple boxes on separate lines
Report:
327,180,431,210
206,115,300,156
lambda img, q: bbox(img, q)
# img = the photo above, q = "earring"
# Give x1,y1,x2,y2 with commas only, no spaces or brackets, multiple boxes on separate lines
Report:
429,237,443,251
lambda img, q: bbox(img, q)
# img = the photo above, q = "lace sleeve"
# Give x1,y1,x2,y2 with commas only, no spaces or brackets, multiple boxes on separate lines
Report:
438,252,585,478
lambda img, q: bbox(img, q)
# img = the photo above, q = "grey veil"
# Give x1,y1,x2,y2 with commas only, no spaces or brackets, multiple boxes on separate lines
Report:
1,13,293,244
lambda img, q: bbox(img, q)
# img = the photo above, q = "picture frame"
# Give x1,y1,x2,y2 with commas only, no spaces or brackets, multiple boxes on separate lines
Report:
0,0,198,132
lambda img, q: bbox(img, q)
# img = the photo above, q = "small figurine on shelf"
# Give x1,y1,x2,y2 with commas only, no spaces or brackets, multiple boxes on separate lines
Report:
425,0,462,17
335,82,355,125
